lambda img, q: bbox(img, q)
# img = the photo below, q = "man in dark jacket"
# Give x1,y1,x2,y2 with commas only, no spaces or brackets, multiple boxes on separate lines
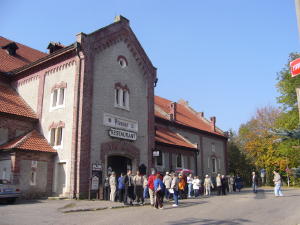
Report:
124,170,134,205
221,175,227,195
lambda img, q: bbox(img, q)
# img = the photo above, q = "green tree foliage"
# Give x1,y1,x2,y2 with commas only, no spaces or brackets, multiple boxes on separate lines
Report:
227,130,253,185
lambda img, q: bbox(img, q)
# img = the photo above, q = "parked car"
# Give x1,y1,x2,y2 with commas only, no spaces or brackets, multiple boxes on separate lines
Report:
0,179,21,203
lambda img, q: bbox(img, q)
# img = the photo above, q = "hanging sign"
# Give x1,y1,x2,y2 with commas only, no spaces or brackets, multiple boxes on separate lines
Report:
290,58,300,77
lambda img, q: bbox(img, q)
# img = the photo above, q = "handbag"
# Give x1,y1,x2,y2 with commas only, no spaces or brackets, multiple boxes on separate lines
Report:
169,188,174,194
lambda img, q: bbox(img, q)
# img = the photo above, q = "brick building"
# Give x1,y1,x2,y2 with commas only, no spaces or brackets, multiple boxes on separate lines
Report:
0,16,227,199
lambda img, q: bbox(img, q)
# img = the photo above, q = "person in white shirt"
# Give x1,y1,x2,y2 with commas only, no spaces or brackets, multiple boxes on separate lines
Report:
163,171,172,200
204,174,214,196
109,172,117,202
192,176,201,197
187,173,194,198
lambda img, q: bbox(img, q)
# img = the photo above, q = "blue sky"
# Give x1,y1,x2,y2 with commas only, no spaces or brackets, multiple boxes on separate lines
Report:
1,0,299,132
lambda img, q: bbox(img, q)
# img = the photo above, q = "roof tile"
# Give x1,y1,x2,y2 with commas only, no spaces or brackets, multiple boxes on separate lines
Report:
0,130,56,153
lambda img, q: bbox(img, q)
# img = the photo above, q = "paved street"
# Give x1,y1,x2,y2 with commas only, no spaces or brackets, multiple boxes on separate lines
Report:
1,188,300,225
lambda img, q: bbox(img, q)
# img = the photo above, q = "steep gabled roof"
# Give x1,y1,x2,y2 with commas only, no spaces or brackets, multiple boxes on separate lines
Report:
0,130,56,153
154,95,225,137
155,126,197,150
0,83,37,119
0,36,47,73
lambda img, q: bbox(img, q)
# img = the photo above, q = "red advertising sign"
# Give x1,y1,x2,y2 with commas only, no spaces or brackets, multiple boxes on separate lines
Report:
290,58,300,77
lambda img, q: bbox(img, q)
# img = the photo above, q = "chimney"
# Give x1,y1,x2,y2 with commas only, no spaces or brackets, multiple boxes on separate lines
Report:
197,112,204,118
210,116,216,131
2,42,18,56
114,15,130,24
178,99,188,106
170,102,177,121
47,42,64,54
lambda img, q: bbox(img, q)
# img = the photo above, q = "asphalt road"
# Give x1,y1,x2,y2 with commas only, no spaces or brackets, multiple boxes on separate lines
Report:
1,188,300,225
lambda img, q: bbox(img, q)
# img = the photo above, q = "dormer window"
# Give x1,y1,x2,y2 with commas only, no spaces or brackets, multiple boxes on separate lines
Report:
1,42,18,56
114,83,129,110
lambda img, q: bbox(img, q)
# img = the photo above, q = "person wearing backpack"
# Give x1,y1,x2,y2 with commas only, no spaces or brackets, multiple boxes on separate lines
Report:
154,174,165,209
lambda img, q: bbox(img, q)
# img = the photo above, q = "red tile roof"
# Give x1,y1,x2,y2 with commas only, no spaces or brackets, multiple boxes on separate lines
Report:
0,36,47,73
0,130,56,153
0,83,38,119
155,96,225,137
155,126,197,149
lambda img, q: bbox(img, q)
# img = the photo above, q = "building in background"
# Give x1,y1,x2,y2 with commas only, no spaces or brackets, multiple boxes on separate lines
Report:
0,16,227,199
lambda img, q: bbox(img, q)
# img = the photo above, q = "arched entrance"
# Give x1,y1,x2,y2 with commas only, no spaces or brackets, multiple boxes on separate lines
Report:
107,155,132,176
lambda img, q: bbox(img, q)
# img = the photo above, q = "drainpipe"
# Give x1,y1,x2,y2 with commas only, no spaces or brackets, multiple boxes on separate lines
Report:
73,42,83,199
195,149,199,176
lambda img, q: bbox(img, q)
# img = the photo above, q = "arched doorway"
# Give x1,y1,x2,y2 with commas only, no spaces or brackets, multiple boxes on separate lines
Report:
107,155,132,176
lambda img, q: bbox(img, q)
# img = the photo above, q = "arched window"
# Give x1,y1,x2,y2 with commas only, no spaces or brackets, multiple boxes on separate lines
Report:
114,83,130,110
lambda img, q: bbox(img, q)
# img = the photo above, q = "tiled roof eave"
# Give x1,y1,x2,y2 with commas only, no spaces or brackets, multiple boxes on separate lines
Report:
10,44,76,75
155,140,198,152
155,116,227,139
0,111,38,121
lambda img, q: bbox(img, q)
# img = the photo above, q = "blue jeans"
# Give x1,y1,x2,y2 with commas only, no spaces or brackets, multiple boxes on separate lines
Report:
173,190,179,205
165,188,170,199
252,183,257,193
188,183,193,197
143,186,149,199
274,184,283,196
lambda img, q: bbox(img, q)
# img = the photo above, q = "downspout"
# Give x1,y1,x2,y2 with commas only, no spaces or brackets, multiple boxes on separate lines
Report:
73,42,82,199
195,149,199,176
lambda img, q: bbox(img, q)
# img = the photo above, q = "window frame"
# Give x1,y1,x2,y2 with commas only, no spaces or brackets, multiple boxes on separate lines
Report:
155,151,164,167
49,127,64,149
176,154,183,168
211,157,217,173
50,87,66,111
114,88,130,110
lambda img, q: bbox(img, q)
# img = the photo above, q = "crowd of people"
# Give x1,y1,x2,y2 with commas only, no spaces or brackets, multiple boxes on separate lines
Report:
103,169,245,209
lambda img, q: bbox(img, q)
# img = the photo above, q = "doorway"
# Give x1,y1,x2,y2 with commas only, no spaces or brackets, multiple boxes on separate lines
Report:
107,155,132,176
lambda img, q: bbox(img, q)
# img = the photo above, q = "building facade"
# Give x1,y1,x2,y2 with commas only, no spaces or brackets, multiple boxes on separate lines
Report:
0,16,227,199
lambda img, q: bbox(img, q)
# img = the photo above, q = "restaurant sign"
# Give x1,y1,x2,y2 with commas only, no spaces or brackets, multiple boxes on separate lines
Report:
109,128,137,141
290,58,300,77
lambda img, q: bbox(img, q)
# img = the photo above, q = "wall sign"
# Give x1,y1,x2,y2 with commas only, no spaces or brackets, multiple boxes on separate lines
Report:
109,128,137,141
153,151,160,157
103,113,138,132
91,176,99,190
92,163,102,171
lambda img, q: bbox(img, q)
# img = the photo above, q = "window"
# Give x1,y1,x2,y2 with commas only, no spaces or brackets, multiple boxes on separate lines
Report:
30,170,36,186
211,143,216,153
117,55,128,68
156,151,163,166
212,158,217,173
51,87,65,110
114,86,129,110
49,127,64,148
176,154,183,168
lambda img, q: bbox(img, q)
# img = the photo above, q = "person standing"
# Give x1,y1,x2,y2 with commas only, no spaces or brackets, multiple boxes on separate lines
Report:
148,169,157,206
273,171,283,197
118,173,125,202
204,175,214,196
252,171,258,193
154,174,165,209
133,171,144,205
104,175,110,200
178,174,186,199
228,175,234,193
192,176,201,197
124,170,134,205
187,174,193,198
216,174,222,196
109,172,117,202
221,175,227,195
143,175,149,199
163,172,172,200
235,175,243,192
171,173,179,207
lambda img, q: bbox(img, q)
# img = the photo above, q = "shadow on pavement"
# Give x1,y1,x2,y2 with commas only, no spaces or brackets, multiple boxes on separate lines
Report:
163,201,207,210
253,189,266,199
167,217,252,225
0,199,45,207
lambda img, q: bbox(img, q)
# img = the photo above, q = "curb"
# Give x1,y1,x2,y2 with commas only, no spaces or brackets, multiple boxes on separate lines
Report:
62,202,151,214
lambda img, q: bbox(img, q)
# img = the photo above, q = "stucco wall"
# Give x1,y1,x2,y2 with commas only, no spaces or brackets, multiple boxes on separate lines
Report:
202,136,225,177
15,75,39,112
19,160,48,198
41,60,76,196
0,128,8,145
90,41,149,173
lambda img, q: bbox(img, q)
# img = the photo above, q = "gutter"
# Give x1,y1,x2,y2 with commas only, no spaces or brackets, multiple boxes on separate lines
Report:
73,42,82,199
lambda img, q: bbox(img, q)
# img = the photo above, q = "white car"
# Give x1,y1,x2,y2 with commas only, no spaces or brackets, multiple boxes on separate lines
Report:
0,179,21,203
